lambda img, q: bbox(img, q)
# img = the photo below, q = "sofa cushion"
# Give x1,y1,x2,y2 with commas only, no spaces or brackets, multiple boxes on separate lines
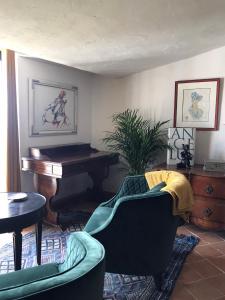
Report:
0,263,59,290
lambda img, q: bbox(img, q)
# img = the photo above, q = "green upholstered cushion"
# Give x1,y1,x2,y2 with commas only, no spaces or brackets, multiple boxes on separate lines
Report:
0,235,88,292
149,181,166,192
59,234,86,272
0,232,105,300
0,263,59,290
102,175,149,208
84,207,112,234
117,175,148,196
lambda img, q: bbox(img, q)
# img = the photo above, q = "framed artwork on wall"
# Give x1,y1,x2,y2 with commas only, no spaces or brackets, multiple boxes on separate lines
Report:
173,78,220,130
29,79,78,136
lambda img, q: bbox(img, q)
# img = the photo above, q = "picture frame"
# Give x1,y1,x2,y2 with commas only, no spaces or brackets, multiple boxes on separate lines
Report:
173,78,220,131
29,79,78,136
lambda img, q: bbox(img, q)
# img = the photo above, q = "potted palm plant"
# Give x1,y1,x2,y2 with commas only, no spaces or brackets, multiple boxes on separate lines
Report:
103,109,169,175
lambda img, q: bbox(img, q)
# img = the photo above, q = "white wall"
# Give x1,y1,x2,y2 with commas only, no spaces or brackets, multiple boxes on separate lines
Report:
91,46,225,190
17,56,93,192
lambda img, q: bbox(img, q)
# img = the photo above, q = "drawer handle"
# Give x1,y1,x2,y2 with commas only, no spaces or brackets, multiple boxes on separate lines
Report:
203,207,214,218
205,185,214,194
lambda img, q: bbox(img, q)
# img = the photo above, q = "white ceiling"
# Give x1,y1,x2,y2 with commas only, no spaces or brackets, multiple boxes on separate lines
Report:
1,0,225,76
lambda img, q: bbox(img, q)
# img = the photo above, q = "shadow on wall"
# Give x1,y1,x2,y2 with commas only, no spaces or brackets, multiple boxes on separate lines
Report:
195,128,225,163
103,163,128,193
218,78,224,126
195,76,224,164
195,132,213,164
103,150,167,194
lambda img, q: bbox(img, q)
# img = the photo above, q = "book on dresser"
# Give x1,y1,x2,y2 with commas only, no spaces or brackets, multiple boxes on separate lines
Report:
167,127,196,166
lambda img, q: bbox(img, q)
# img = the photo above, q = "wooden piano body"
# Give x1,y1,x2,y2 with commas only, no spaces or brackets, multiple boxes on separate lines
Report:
22,143,119,225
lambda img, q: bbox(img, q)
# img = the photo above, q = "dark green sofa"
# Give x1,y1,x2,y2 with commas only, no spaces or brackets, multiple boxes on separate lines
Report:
0,232,105,300
84,175,183,290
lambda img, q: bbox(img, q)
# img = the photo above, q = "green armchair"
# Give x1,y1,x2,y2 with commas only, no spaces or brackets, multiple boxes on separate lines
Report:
84,175,183,290
0,232,105,300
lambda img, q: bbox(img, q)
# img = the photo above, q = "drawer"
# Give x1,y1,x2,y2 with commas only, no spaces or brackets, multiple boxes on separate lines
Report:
191,196,225,230
34,162,53,176
191,196,225,222
191,175,225,199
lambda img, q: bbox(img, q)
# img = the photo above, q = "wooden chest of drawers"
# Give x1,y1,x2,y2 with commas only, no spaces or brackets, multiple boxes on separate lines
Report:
154,164,225,230
190,173,225,230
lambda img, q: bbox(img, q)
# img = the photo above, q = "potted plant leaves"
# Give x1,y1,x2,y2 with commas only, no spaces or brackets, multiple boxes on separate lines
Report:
103,109,169,175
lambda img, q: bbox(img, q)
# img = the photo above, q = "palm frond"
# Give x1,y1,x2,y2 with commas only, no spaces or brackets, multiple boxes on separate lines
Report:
103,109,170,175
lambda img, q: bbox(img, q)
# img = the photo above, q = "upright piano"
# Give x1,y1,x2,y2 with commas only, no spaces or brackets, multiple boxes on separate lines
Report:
21,143,119,225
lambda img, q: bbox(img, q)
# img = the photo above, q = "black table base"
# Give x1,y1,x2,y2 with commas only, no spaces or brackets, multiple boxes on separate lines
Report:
0,192,46,271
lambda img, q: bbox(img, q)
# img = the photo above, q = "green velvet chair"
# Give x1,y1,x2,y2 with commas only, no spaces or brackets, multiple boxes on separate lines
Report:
0,232,105,300
84,175,183,290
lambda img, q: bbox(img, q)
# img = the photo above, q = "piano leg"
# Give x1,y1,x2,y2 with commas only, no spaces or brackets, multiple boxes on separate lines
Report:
33,166,109,225
34,174,59,225
88,166,109,201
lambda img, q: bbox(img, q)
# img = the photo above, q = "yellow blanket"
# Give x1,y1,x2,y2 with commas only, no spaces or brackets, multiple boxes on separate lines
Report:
145,170,194,221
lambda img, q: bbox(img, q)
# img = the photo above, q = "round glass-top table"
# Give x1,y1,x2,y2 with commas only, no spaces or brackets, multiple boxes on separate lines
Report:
0,192,46,270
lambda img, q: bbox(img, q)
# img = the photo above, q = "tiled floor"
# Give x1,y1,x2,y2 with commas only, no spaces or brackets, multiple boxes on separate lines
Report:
171,224,225,300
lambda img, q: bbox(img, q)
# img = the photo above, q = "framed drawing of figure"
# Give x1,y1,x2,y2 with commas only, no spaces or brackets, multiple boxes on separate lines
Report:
173,78,220,131
29,79,78,136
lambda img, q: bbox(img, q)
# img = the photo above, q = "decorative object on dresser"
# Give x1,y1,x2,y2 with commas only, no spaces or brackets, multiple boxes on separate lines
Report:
21,143,119,226
167,127,195,166
203,160,225,172
173,78,220,130
29,79,78,136
176,144,193,169
154,164,225,230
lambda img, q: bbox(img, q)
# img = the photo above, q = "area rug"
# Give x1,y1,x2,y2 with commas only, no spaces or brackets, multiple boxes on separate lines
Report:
0,226,199,300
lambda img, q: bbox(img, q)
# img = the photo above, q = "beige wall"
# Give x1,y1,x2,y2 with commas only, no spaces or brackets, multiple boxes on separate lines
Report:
91,46,225,190
92,46,225,161
17,56,93,192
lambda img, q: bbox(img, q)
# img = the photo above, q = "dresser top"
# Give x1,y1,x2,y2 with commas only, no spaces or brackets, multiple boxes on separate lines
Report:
154,163,225,178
